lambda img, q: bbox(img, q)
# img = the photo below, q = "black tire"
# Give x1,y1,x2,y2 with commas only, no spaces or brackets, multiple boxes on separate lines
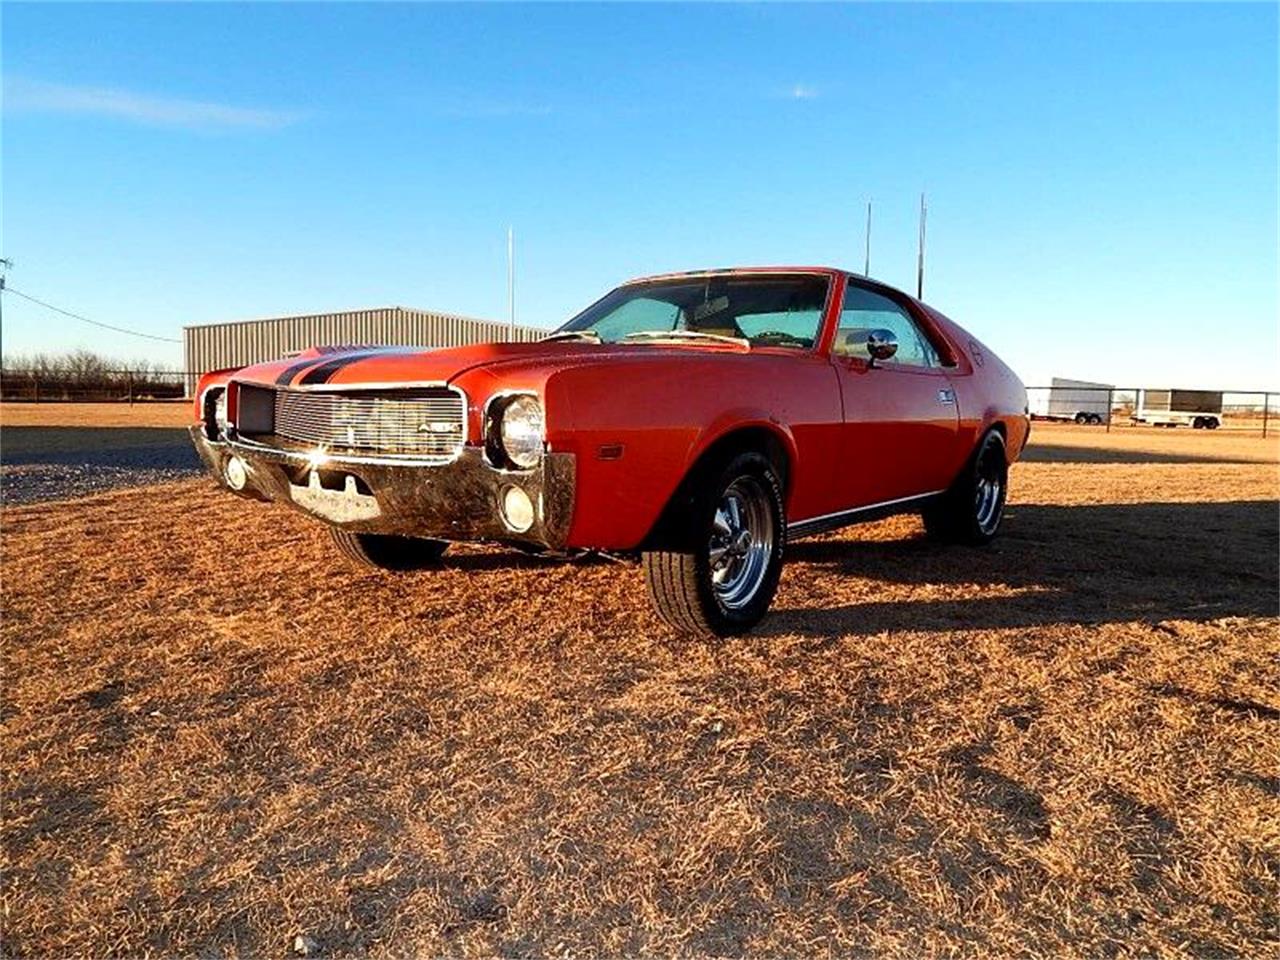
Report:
642,451,785,637
1205,417,1219,430
1192,417,1204,430
922,430,1009,545
330,529,449,570
1075,412,1089,425
1089,413,1103,425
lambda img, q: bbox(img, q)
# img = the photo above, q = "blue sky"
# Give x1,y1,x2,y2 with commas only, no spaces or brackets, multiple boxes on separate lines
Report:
2,2,1277,390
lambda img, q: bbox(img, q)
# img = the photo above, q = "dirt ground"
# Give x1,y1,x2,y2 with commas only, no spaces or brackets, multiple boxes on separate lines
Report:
1,401,191,429
2,425,1277,957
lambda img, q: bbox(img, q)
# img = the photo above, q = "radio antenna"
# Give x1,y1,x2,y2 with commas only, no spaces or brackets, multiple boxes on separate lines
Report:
916,192,927,299
864,199,872,277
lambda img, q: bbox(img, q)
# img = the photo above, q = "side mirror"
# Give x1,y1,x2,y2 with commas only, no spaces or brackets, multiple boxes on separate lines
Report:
866,328,898,365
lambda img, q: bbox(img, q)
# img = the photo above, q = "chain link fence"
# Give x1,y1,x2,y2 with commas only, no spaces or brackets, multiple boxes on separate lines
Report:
1,369,188,404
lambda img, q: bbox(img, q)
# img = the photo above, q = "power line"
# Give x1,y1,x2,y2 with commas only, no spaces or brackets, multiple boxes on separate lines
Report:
0,286,181,344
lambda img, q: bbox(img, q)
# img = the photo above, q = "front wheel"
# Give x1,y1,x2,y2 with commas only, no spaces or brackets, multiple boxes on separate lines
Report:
923,430,1009,545
643,451,785,637
330,529,449,570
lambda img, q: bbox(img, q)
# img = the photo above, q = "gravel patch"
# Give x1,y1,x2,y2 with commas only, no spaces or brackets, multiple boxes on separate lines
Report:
1,427,201,504
1,463,201,505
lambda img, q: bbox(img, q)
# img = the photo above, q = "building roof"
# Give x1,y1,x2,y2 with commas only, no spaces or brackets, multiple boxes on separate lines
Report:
183,305,540,332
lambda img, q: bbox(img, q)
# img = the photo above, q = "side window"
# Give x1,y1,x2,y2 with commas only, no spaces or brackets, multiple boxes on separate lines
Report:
735,308,824,347
834,284,938,367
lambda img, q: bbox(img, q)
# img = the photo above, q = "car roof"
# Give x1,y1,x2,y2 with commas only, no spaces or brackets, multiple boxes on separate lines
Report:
620,266,922,306
623,266,839,283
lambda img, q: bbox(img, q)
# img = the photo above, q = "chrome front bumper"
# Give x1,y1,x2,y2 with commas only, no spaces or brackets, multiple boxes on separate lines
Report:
189,426,575,549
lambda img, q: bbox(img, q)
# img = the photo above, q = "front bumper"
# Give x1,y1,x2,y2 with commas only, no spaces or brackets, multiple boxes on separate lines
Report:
189,426,575,550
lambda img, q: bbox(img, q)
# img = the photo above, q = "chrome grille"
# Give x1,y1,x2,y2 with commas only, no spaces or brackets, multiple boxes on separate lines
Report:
271,387,466,460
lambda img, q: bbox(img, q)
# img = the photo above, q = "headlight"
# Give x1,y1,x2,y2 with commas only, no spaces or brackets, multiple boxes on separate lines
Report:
497,395,544,469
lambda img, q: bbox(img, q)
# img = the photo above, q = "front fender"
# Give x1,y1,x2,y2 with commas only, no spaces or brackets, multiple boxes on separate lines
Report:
562,407,801,551
191,368,241,423
686,409,799,486
540,353,838,551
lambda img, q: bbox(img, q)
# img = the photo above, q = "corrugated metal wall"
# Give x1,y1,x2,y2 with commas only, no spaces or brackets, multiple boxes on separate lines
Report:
184,306,545,394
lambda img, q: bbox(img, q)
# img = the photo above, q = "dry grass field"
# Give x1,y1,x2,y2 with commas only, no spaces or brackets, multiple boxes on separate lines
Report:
1,401,191,429
2,423,1277,957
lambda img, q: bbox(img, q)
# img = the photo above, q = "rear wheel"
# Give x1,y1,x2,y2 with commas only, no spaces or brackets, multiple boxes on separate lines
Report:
1074,412,1089,425
330,529,449,570
643,451,785,637
923,430,1008,545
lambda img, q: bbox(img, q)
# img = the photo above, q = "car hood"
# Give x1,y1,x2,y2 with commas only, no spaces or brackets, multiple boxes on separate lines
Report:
232,339,750,389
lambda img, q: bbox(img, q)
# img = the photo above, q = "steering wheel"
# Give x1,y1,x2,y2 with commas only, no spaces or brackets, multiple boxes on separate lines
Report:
750,330,809,346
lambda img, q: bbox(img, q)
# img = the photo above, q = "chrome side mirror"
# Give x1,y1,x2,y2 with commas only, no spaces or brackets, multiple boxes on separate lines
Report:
866,328,898,365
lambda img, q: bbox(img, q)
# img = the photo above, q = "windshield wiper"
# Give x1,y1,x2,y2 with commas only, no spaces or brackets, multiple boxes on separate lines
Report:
622,330,749,347
540,330,602,343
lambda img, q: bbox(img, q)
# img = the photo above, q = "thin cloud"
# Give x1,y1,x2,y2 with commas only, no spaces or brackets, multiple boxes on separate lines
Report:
4,77,305,131
788,83,820,100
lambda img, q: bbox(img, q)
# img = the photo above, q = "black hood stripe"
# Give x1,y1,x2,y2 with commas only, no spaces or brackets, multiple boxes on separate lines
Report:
273,344,388,385
296,350,388,385
275,356,329,385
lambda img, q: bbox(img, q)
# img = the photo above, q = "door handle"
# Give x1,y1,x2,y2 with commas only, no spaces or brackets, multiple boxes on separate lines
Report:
937,388,956,404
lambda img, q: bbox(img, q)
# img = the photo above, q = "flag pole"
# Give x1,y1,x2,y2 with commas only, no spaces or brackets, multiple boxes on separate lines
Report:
507,226,515,338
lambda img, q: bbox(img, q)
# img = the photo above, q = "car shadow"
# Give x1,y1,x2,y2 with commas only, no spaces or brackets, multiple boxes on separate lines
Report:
437,549,618,572
763,500,1278,637
1020,443,1271,465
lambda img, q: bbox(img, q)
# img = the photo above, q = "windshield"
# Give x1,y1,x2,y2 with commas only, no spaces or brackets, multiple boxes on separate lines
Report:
556,274,831,349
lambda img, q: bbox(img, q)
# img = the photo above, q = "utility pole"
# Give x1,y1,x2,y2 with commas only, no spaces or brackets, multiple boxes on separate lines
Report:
864,200,872,277
0,258,11,329
916,193,927,300
507,226,515,339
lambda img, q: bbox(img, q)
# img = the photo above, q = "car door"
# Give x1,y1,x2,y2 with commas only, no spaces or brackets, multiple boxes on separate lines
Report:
830,281,961,508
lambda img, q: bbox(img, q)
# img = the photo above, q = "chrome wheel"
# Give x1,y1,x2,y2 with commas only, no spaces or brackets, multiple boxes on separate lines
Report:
973,442,1006,534
708,476,775,610
643,451,786,637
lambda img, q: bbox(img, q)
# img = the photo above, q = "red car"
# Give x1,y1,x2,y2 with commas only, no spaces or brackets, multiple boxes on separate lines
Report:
191,267,1029,636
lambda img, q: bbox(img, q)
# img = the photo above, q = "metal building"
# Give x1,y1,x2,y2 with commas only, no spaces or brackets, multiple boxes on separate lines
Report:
183,306,545,394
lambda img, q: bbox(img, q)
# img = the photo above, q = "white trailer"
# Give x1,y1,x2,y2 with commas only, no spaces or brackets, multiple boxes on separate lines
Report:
1030,377,1113,425
1132,389,1223,429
